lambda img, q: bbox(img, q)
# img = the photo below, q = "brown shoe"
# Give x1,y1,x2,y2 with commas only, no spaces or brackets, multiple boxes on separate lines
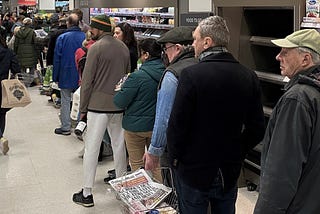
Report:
0,137,9,155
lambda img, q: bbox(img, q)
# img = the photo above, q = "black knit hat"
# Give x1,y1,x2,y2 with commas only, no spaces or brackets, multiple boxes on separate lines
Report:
90,15,112,32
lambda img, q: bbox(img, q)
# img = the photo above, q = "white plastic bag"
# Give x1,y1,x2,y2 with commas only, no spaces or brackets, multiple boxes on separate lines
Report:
70,86,81,121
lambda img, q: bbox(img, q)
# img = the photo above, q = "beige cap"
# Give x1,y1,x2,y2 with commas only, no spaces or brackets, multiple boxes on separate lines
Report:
22,17,32,25
271,29,320,55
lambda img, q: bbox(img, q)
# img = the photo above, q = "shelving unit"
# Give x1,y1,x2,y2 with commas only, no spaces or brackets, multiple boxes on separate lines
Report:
214,0,306,189
85,0,178,40
90,8,175,39
301,17,320,31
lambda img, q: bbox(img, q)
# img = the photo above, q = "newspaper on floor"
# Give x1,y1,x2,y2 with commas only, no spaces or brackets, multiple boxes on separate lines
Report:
109,168,172,211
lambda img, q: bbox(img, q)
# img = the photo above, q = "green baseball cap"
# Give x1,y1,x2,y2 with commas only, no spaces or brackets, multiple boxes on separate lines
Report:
271,29,320,55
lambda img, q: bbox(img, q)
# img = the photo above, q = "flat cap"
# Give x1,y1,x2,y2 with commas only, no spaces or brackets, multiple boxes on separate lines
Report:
157,26,195,44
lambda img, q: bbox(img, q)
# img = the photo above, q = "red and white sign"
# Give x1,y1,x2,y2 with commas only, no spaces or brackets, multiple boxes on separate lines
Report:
18,0,36,6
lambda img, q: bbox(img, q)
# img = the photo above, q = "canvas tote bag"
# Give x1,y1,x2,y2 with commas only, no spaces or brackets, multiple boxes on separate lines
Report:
1,71,32,108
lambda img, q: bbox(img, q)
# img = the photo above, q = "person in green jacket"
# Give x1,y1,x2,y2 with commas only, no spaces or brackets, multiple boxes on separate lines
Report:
113,38,165,182
14,17,38,86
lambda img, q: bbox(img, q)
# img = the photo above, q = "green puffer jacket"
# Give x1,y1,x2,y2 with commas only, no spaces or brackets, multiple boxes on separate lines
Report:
114,58,165,132
14,26,38,68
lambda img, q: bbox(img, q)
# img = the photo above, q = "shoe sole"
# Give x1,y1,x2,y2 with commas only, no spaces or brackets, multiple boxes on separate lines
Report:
54,131,71,136
2,140,9,155
55,133,71,136
73,201,94,207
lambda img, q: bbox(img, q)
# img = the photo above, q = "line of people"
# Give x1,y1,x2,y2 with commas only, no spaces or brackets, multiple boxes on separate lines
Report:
71,15,320,214
69,14,264,213
2,8,320,213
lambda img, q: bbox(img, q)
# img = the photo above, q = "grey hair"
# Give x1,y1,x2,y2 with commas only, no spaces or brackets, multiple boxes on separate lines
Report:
67,13,80,27
197,16,230,46
298,47,320,64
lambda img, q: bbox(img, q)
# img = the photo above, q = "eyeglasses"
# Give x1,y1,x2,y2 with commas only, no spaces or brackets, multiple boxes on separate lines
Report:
162,44,176,52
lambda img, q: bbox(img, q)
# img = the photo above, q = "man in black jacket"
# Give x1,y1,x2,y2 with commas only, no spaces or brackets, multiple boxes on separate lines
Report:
167,16,265,214
254,29,320,214
46,16,67,66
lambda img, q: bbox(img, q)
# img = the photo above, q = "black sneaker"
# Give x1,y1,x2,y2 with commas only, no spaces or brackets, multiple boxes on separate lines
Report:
104,174,116,184
54,128,71,136
72,189,94,207
107,165,131,176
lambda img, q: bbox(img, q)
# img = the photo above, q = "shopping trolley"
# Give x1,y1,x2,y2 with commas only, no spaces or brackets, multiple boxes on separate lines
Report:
109,167,179,214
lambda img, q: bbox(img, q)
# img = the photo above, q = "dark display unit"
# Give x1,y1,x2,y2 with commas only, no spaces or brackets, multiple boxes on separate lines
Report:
214,0,306,189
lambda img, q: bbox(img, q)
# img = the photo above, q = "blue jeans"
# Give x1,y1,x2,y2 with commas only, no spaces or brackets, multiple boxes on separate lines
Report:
60,89,72,131
175,170,237,214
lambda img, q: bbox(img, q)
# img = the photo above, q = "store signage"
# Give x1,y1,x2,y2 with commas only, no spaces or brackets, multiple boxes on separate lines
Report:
18,0,36,5
180,12,213,26
79,0,89,8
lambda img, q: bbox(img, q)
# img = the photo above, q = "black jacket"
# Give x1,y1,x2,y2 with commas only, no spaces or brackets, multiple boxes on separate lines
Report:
0,45,21,111
46,25,67,66
167,50,265,191
254,65,320,214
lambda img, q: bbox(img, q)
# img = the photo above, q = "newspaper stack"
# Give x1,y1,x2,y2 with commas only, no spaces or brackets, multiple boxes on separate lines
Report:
109,169,172,213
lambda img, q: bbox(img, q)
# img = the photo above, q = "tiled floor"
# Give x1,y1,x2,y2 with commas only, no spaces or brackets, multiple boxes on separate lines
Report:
0,86,258,213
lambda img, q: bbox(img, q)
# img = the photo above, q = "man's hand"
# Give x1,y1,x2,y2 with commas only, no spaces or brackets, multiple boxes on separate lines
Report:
143,152,160,171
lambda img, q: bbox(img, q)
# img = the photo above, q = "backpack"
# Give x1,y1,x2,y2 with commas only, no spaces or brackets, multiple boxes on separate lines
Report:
78,46,88,78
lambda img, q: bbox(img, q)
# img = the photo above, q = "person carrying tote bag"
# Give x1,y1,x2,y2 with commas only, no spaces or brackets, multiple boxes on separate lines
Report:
0,31,21,155
1,72,32,108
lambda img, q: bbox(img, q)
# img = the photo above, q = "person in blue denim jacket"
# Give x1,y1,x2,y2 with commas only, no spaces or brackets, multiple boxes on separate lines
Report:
143,26,197,175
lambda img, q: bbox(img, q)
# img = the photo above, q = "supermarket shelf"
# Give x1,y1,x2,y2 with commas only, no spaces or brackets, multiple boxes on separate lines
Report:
263,106,273,117
255,70,287,85
244,159,261,171
104,11,174,18
301,21,320,28
135,34,161,40
128,22,173,30
249,36,278,47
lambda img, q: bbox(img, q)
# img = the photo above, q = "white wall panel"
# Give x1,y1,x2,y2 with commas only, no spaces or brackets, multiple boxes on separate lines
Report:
189,0,211,12
39,0,54,10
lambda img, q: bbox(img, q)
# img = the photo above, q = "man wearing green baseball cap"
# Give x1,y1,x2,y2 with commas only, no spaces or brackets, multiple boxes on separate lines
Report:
254,29,320,213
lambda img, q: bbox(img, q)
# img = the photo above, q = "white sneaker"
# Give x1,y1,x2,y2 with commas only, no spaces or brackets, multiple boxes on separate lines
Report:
0,137,9,155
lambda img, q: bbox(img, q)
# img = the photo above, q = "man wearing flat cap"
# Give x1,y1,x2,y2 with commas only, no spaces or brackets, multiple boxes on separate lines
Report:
73,14,130,207
143,26,197,184
254,29,320,214
167,16,265,213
